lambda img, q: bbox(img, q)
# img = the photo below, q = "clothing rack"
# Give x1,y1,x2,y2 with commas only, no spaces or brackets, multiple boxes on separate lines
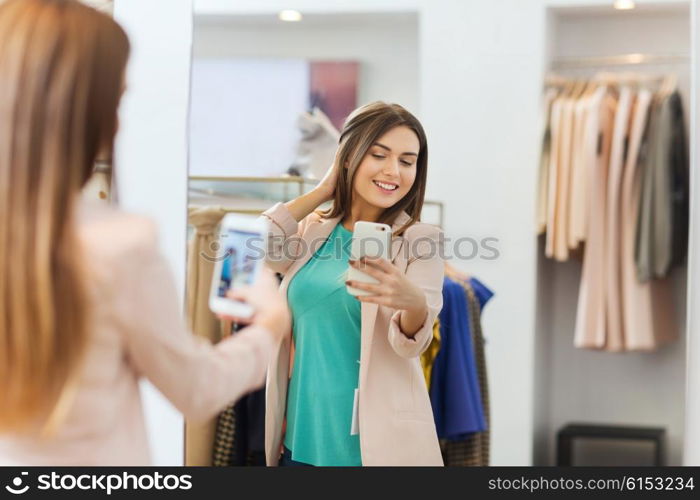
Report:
193,200,444,227
189,175,316,183
537,65,688,351
190,175,316,199
188,175,445,227
550,53,689,70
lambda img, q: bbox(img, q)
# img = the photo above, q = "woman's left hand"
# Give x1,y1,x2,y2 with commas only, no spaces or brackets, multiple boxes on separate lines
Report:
346,256,426,312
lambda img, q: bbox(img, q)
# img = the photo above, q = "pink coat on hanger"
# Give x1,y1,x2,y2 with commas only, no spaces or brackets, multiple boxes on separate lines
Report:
604,86,633,352
575,87,616,349
620,90,677,351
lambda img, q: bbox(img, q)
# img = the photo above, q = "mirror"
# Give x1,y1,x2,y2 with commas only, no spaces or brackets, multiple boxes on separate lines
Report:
181,1,694,467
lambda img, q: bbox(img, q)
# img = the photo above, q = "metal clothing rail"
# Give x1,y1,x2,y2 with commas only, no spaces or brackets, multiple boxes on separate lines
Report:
190,201,445,227
189,175,318,198
189,175,317,183
550,53,689,70
189,175,445,227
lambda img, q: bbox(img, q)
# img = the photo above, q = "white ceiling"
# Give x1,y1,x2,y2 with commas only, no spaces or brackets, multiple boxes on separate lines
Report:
550,1,689,18
195,11,418,28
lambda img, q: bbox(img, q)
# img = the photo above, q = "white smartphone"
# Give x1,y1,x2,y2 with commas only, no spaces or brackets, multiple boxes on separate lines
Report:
209,213,269,318
346,221,392,296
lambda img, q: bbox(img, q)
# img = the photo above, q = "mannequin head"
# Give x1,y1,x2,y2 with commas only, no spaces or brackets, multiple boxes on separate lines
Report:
321,101,428,236
0,0,130,432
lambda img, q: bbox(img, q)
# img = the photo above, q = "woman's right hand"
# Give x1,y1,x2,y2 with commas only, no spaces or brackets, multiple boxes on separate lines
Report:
221,266,290,343
314,148,341,203
284,147,342,225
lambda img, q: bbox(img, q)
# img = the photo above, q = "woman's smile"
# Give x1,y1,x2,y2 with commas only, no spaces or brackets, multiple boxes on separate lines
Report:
373,180,399,194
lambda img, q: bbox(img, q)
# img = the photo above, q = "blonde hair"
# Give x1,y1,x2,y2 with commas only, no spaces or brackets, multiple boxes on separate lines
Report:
0,0,130,432
319,101,429,236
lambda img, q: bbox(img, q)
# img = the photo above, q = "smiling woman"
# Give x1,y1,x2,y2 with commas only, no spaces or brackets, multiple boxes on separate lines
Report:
319,102,429,237
260,101,445,466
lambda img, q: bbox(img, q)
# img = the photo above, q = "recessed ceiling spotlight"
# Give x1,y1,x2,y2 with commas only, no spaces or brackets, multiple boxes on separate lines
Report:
279,10,303,22
614,0,636,10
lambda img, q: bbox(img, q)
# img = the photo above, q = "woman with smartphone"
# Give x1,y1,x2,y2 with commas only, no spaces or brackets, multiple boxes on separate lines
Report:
260,101,445,466
0,0,288,466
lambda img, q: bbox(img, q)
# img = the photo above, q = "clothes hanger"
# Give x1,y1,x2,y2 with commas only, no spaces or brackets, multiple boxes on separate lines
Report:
544,73,570,90
579,78,598,98
565,79,583,99
570,79,586,98
543,74,569,105
561,77,576,97
658,73,678,99
444,261,470,282
574,79,590,99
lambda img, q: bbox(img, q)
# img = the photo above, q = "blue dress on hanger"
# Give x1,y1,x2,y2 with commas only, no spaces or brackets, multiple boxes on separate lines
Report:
429,276,493,440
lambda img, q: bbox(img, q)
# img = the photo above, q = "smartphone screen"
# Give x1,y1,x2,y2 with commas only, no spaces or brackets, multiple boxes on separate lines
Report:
217,228,261,298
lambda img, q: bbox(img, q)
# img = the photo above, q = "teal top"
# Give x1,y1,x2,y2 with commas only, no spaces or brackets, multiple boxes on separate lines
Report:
284,222,362,466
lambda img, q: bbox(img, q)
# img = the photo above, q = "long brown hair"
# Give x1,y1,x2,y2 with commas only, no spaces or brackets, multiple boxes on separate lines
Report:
0,0,130,432
320,101,428,236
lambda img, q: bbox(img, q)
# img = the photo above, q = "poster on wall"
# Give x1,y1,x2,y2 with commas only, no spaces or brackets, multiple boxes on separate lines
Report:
310,61,359,132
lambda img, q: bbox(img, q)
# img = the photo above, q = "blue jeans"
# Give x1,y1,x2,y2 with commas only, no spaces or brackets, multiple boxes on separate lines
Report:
279,447,313,467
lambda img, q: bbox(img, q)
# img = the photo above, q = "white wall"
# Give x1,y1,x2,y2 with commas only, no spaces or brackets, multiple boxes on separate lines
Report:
193,13,419,115
190,58,309,177
420,0,546,466
113,0,192,466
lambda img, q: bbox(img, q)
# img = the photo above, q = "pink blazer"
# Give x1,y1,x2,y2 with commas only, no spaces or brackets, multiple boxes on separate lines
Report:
0,200,275,465
604,86,632,352
261,202,445,466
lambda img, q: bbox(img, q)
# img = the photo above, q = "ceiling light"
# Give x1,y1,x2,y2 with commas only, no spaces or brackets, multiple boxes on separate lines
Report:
614,0,635,10
279,10,303,22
